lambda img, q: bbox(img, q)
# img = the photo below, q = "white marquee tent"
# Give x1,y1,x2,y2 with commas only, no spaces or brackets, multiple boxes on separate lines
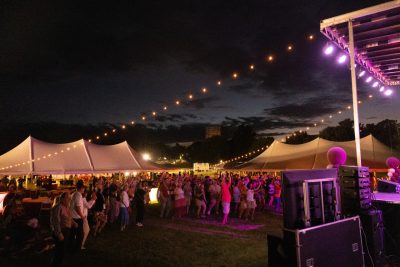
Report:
0,136,162,175
234,135,399,171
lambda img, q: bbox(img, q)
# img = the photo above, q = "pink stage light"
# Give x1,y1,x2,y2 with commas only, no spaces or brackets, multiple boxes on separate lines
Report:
324,45,334,55
366,76,373,83
384,89,393,96
337,54,347,64
372,81,379,87
379,86,385,92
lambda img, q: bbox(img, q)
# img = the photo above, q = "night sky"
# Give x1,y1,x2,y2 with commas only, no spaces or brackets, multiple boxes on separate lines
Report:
1,0,398,140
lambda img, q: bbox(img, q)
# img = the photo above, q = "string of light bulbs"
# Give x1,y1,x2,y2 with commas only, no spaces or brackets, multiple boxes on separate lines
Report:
218,84,387,166
4,32,391,168
5,34,314,170
87,34,319,143
0,142,85,171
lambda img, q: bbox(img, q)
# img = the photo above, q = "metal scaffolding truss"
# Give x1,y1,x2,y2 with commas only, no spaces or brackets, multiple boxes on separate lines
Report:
320,0,400,167
321,0,400,86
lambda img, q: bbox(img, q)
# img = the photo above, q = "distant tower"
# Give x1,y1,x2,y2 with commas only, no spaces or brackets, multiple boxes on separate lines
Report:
205,125,221,139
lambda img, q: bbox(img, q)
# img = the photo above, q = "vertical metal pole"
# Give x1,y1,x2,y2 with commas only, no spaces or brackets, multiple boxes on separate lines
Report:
320,181,325,224
303,181,311,227
348,19,362,167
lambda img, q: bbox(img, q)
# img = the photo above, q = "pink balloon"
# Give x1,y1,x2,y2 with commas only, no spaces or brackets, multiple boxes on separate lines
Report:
327,147,347,166
386,157,400,169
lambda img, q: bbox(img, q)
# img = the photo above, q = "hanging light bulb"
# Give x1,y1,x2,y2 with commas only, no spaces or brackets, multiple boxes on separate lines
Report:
323,44,334,55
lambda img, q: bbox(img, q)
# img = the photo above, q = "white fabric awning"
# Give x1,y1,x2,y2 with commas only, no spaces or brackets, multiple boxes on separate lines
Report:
0,136,162,175
234,135,399,171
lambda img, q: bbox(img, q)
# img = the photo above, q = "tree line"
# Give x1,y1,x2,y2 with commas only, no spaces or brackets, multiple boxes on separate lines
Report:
0,119,397,164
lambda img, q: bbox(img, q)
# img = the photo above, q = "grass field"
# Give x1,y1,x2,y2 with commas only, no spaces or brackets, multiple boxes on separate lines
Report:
3,205,283,267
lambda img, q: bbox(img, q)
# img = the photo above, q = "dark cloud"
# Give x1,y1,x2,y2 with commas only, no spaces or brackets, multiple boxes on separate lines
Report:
366,116,378,120
155,113,198,123
0,0,392,129
184,96,221,110
222,116,311,132
264,94,350,119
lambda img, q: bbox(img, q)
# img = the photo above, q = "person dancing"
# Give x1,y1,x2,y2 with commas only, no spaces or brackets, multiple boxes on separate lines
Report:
220,174,231,225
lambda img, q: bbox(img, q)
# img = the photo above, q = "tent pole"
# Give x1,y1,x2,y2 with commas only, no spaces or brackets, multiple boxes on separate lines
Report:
348,19,362,167
28,136,34,173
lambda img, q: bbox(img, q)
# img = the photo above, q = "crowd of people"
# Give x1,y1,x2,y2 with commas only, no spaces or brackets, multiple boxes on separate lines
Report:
48,176,150,266
157,172,282,223
0,172,283,266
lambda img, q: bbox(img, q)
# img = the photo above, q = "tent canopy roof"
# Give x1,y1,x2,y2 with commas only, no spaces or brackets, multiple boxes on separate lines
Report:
231,135,399,171
0,136,162,175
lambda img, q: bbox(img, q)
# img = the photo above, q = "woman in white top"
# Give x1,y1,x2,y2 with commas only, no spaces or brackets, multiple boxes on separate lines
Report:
174,182,186,218
119,185,130,231
82,191,96,249
246,182,260,221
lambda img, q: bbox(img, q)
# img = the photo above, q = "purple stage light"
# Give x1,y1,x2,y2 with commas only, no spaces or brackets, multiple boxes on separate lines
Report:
358,71,366,77
384,89,393,96
379,86,385,92
366,76,373,83
337,54,347,64
372,81,379,87
324,45,334,55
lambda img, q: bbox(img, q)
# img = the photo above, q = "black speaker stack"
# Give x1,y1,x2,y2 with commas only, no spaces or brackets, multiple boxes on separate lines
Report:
339,165,372,216
269,167,388,266
339,166,385,267
359,209,385,266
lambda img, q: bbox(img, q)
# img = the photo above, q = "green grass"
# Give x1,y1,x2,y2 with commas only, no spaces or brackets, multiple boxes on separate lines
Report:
3,205,283,267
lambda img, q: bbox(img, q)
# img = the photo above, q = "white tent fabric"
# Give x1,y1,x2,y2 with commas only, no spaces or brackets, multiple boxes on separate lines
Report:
0,136,161,175
234,135,399,171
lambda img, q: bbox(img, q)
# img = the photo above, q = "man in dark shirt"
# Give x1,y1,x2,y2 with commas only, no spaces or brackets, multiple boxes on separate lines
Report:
135,182,146,227
92,182,107,236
